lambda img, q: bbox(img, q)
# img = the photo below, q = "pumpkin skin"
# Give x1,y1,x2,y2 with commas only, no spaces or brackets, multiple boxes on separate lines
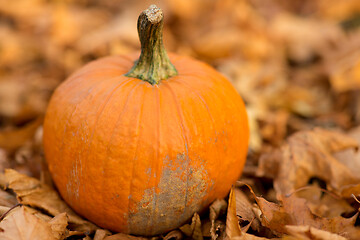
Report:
43,53,249,236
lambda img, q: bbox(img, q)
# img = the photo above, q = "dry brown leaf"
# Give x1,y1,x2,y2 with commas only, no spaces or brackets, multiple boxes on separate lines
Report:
209,199,227,239
254,193,357,238
94,229,112,240
225,187,242,239
210,199,228,222
325,33,360,93
257,128,360,196
258,110,289,146
0,189,18,207
234,188,260,231
0,117,42,152
335,126,360,178
0,206,58,240
329,54,360,93
317,0,360,21
340,183,360,200
202,220,226,240
284,225,348,240
307,192,354,218
270,13,343,64
4,169,97,233
48,213,68,240
180,213,203,240
163,230,183,240
292,184,354,218
20,205,52,222
232,233,274,240
103,233,149,240
2,0,360,239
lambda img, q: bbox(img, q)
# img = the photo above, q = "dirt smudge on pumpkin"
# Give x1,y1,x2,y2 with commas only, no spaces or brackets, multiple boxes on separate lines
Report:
127,153,213,236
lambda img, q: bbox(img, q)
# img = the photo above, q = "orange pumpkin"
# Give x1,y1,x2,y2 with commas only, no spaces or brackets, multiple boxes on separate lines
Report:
43,5,249,236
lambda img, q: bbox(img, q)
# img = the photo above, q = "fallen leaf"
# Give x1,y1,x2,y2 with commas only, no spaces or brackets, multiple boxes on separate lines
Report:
317,0,360,21
325,33,360,93
202,220,225,240
209,199,227,240
94,229,112,240
0,206,59,240
0,189,18,207
0,117,42,152
284,225,348,240
234,188,260,231
335,126,360,179
0,206,11,217
270,13,343,64
340,184,360,199
254,193,358,238
258,110,289,146
163,230,183,240
48,213,68,240
234,233,274,240
310,193,353,218
210,199,228,223
257,128,360,196
103,233,148,240
4,169,97,233
226,187,242,239
180,213,203,240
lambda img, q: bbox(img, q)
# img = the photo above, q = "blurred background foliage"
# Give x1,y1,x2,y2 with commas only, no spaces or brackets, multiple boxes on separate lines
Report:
1,0,360,173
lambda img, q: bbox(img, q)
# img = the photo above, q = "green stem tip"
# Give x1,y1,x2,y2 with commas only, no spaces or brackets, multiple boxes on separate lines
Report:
125,5,178,85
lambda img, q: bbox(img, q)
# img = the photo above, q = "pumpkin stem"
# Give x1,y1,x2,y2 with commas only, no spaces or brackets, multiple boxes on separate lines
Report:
125,5,178,85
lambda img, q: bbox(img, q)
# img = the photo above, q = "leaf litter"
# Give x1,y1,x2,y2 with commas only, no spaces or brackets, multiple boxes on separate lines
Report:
1,0,360,239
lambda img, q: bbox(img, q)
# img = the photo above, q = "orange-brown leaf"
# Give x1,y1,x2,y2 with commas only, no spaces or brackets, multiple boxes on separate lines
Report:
257,128,360,196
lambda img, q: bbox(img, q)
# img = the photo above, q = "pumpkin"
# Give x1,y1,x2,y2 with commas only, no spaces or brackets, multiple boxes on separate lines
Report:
43,5,249,236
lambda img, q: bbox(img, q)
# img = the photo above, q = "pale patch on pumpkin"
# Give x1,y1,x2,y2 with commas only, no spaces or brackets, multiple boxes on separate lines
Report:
127,153,213,236
67,159,81,201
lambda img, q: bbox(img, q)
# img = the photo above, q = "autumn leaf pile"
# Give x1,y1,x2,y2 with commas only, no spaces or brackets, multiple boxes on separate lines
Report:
1,0,360,239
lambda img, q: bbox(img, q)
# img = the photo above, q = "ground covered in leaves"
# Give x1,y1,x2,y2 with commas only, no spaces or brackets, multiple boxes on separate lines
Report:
1,0,360,239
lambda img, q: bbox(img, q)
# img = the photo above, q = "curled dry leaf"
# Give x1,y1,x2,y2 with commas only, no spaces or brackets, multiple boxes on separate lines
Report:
202,220,225,240
257,128,360,196
210,199,227,223
0,206,65,240
225,187,242,239
48,213,68,240
180,213,203,240
254,193,358,239
4,169,97,233
234,188,260,231
163,230,183,240
209,199,227,240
